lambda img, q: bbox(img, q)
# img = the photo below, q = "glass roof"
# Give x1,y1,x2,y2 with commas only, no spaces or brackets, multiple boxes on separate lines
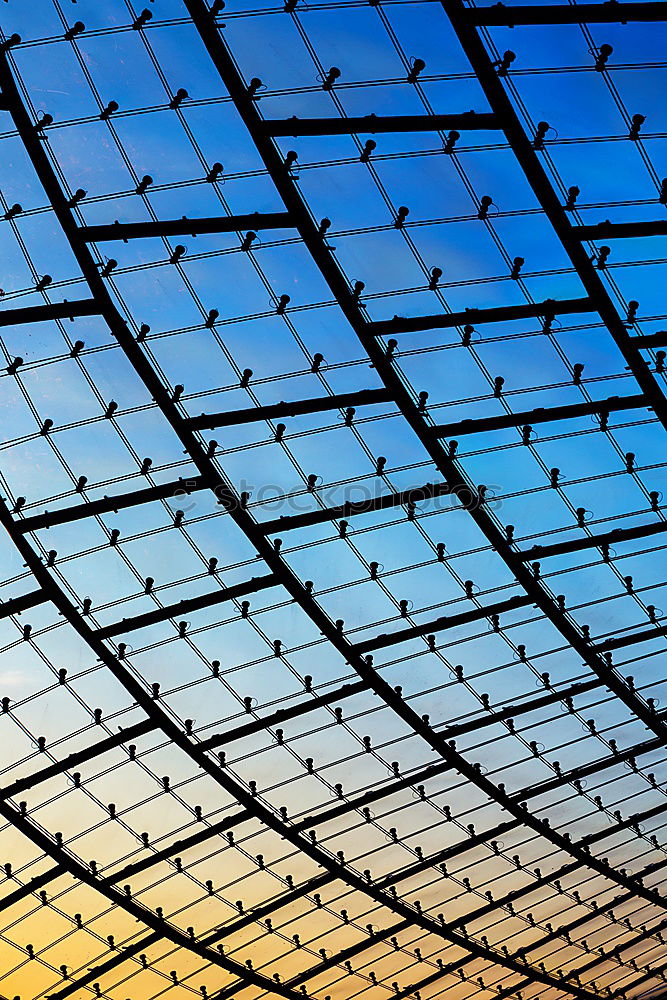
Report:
0,3,667,1000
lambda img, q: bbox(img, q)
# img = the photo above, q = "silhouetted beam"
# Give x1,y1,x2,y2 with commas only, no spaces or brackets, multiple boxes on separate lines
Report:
467,3,667,25
0,298,98,328
369,296,592,337
291,758,458,834
520,517,667,561
0,718,157,800
203,872,335,947
597,623,667,652
106,809,249,884
285,917,415,989
573,220,667,240
261,112,497,136
95,574,277,639
0,867,61,915
79,212,292,242
188,387,393,431
430,393,645,438
631,332,667,348
16,474,207,533
0,587,47,620
514,734,663,806
199,679,368,751
259,480,453,535
355,593,533,654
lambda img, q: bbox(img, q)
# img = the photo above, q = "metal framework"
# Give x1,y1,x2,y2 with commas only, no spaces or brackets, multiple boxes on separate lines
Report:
0,3,666,1000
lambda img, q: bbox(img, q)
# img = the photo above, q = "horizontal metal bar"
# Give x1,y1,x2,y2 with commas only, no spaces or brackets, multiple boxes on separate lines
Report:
466,3,667,26
0,587,47,620
597,623,667,652
262,112,497,137
203,673,601,761
259,480,453,535
79,211,292,242
392,960,470,1000
0,718,157,801
17,475,207,533
516,735,662,805
355,593,533,654
187,387,393,431
95,574,278,640
368,296,593,337
203,872,334,947
573,220,667,240
520,517,667,561
0,867,62,916
199,679,368,751
631,332,667,348
291,758,456,833
0,298,98,328
106,809,249,885
430,393,646,438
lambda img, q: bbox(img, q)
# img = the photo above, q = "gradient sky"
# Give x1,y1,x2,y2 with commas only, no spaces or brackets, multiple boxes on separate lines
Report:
0,3,666,1000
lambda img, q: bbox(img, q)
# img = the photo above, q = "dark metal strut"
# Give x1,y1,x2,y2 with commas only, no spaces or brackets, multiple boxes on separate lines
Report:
261,112,497,136
467,3,667,26
79,211,292,242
